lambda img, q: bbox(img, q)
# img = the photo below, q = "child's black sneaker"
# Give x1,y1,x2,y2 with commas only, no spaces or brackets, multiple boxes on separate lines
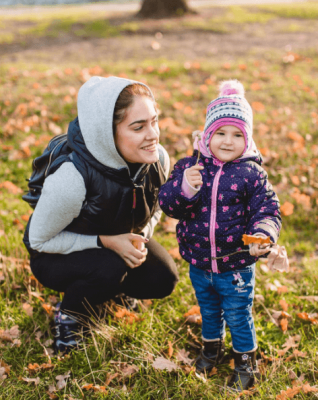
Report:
195,340,225,373
54,309,82,354
227,350,260,392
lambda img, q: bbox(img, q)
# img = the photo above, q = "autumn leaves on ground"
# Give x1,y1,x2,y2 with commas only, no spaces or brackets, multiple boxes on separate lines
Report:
0,2,318,399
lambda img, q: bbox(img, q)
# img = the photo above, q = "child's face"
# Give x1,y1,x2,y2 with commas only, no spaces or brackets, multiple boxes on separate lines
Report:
209,125,245,162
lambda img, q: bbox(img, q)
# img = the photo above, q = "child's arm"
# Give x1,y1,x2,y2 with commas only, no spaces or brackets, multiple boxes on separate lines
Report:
245,167,282,245
158,158,203,220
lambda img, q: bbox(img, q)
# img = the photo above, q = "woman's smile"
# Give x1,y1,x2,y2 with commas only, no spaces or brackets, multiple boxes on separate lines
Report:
115,96,160,164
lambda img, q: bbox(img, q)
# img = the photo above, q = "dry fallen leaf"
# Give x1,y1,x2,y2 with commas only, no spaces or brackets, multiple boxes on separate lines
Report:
115,307,140,324
56,371,70,390
279,299,289,312
168,247,181,260
298,296,318,303
0,325,20,343
120,364,139,378
152,357,179,371
282,335,301,352
280,202,294,216
168,341,173,359
176,349,193,366
22,303,33,317
297,312,318,325
280,318,288,333
0,181,23,194
184,306,202,324
22,377,40,386
242,234,271,245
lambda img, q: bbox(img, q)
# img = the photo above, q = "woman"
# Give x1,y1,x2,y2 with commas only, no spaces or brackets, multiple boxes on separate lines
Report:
23,76,178,353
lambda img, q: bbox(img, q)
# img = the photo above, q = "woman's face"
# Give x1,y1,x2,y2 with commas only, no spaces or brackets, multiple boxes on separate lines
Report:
115,96,160,164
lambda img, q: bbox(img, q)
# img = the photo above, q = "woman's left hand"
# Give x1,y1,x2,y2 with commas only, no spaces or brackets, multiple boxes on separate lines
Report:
249,243,271,257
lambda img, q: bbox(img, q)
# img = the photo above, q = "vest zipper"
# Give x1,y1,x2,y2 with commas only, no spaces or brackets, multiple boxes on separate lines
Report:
210,162,224,273
131,188,136,232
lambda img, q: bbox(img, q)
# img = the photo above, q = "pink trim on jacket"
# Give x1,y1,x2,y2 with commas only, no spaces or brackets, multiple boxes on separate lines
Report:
210,161,224,273
181,170,201,199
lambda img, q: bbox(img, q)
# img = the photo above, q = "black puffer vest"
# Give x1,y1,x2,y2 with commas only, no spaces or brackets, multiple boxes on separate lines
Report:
24,118,166,254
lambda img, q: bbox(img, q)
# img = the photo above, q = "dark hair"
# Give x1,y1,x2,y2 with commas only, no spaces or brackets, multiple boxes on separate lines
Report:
113,83,155,134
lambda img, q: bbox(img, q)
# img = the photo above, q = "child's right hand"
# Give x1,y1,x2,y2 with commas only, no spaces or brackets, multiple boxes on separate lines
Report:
185,165,204,188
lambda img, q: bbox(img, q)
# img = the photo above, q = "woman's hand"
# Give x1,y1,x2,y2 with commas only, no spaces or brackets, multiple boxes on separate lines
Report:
249,243,271,257
99,233,148,269
185,165,204,188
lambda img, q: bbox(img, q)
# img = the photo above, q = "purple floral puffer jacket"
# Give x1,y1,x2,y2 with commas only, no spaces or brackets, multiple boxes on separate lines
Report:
158,150,281,273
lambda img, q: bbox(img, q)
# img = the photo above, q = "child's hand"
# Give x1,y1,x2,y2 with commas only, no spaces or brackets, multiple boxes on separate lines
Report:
249,243,271,257
185,165,204,188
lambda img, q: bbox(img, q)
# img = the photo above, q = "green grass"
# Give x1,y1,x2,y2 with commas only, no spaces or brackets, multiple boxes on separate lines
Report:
259,2,318,19
3,2,318,46
0,3,318,399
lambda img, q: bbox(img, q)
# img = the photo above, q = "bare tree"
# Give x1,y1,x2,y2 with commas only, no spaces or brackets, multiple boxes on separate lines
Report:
137,0,192,19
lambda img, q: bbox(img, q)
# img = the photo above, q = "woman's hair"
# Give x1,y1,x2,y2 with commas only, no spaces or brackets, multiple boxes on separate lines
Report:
113,83,155,134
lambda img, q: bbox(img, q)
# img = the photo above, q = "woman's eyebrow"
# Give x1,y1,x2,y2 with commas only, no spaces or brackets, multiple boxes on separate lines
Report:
128,115,157,126
129,119,146,126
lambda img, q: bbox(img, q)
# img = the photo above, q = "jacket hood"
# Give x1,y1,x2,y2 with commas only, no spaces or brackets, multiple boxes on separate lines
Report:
77,75,153,170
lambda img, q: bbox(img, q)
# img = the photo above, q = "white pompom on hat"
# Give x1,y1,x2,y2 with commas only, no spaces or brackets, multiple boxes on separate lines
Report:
203,79,253,157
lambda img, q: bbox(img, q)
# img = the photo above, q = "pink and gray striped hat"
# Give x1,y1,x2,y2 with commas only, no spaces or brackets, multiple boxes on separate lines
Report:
203,80,253,156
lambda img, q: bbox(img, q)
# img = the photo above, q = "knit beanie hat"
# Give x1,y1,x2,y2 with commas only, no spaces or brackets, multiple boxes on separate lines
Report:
203,80,253,157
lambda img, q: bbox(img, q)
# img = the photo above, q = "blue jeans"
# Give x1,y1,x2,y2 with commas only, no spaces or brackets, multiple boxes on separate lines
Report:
189,264,257,353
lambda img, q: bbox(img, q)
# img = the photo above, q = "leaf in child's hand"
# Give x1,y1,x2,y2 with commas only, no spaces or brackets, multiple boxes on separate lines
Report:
242,234,271,245
152,357,179,371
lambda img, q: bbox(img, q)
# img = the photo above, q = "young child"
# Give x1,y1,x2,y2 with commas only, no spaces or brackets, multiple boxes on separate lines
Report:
158,80,281,392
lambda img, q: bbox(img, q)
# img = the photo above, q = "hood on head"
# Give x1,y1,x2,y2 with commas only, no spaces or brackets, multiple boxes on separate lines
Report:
77,76,153,170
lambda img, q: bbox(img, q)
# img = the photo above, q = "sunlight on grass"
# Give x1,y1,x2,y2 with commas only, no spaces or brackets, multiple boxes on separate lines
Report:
259,2,318,19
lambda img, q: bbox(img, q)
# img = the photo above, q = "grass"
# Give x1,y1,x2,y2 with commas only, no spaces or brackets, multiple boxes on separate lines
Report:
0,2,318,399
2,2,318,46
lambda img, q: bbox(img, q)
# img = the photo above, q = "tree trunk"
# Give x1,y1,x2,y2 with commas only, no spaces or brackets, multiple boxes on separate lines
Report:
137,0,191,19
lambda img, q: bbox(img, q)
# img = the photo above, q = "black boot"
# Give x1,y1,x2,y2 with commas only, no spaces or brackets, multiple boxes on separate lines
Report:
195,340,225,373
227,350,260,392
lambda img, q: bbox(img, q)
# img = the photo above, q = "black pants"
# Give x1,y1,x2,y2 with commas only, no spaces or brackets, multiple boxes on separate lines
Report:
30,239,178,317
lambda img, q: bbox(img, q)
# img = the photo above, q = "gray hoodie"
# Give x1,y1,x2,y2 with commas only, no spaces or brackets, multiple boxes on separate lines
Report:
29,76,169,254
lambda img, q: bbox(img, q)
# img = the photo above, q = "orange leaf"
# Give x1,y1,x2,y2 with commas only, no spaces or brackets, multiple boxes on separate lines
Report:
279,299,288,312
168,341,173,358
291,176,300,186
288,131,304,144
251,82,261,91
277,286,289,295
173,102,184,111
184,305,200,317
297,312,318,324
251,102,265,112
280,318,288,333
82,384,94,390
242,234,271,245
42,303,54,316
115,307,140,324
280,202,294,216
168,247,181,260
0,181,23,195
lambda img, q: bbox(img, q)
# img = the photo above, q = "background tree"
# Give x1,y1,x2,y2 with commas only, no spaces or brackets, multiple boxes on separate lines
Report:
137,0,192,19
